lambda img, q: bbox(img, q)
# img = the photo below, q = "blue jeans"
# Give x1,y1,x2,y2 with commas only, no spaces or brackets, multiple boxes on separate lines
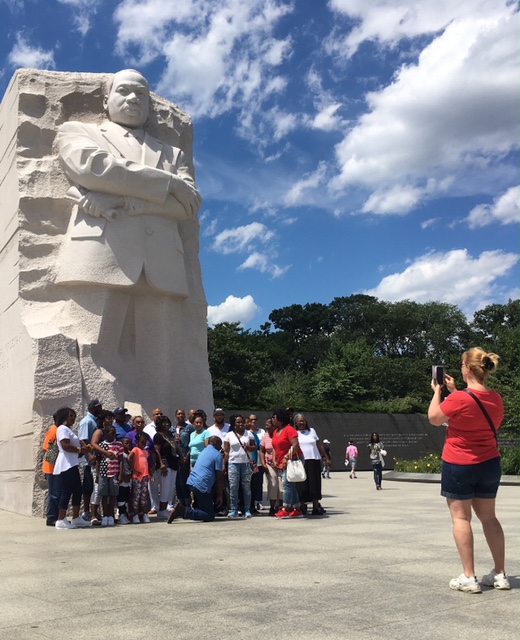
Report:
282,467,300,507
228,463,252,513
185,486,215,521
372,463,383,487
45,472,62,522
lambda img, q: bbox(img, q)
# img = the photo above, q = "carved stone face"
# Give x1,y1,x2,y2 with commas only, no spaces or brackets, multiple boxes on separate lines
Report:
105,70,150,128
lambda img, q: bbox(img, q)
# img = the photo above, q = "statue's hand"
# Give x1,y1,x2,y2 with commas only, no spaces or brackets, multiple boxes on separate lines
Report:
168,177,202,217
79,192,125,220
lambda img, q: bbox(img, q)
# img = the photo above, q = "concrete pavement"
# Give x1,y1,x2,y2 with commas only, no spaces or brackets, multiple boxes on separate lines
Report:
0,471,518,640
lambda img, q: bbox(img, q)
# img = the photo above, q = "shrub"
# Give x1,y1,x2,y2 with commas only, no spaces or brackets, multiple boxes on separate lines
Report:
393,448,519,475
393,452,442,473
500,446,519,475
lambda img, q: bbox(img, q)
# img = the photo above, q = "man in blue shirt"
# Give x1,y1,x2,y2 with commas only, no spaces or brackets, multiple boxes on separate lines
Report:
113,407,132,440
167,436,224,522
78,399,102,519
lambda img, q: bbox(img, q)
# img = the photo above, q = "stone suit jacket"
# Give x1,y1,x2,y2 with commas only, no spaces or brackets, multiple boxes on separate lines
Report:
56,120,199,297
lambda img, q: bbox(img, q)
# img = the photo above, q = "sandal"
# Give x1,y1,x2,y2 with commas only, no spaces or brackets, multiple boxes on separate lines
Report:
90,518,101,527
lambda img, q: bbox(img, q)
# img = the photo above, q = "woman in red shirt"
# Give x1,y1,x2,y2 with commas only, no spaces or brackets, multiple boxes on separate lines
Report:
428,347,510,593
271,408,304,519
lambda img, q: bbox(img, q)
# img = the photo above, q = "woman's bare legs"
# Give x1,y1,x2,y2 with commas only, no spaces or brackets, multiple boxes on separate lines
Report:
472,497,506,574
447,498,475,577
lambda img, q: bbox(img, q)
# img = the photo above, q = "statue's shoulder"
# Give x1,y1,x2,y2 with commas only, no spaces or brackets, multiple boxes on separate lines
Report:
58,120,104,135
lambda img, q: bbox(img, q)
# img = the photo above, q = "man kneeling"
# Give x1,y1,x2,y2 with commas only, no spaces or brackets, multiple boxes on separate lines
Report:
167,436,224,523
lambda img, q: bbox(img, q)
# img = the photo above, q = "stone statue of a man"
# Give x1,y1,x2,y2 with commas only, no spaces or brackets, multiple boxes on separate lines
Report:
57,68,201,294
54,69,212,411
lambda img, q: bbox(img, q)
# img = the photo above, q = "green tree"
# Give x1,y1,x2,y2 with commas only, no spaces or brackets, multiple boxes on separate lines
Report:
267,302,333,371
207,322,271,408
311,340,364,409
257,369,311,409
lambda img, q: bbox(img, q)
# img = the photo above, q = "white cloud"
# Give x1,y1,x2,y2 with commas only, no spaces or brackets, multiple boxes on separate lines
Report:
304,68,345,132
57,0,101,35
311,103,343,132
361,184,423,215
202,217,218,237
329,3,518,213
114,0,294,126
328,0,505,57
238,252,290,278
8,34,55,69
210,221,288,277
212,222,274,254
421,217,440,230
284,161,328,206
207,294,259,326
466,185,519,228
363,248,519,314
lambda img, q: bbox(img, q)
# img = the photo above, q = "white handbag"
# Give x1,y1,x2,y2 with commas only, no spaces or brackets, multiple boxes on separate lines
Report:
286,448,307,482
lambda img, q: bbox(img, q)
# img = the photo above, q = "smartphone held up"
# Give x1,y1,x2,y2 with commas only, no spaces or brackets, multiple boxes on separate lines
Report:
432,365,444,385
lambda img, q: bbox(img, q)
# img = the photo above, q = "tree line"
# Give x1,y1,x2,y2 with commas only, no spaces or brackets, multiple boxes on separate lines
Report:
207,296,519,437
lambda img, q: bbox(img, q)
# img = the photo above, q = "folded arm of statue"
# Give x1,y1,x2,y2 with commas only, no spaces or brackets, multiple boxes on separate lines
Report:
123,190,199,220
167,172,202,218
66,186,122,221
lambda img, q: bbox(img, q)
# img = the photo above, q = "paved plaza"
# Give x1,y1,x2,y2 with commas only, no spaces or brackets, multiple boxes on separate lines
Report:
0,472,518,640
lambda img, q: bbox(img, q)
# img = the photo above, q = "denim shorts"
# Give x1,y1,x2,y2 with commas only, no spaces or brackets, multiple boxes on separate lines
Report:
98,476,119,497
441,456,501,500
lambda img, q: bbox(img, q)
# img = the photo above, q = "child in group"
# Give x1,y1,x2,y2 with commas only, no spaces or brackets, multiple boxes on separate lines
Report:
129,431,154,523
117,437,133,524
96,425,124,526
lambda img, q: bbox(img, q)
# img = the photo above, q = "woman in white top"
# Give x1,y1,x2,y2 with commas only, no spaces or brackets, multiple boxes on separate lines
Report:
223,415,256,518
295,413,330,516
53,407,90,529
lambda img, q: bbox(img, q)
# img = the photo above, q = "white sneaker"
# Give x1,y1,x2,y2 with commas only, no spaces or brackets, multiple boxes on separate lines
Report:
449,573,482,593
118,514,130,525
101,516,109,527
481,570,511,590
70,516,90,528
107,516,115,526
142,514,151,523
55,519,73,530
132,515,140,524
255,502,264,511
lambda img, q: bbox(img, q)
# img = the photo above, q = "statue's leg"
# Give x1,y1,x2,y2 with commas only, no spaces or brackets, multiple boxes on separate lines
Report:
62,286,132,407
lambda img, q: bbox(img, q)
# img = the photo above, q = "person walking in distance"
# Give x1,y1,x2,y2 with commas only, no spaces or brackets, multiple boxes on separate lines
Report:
321,439,332,478
346,440,358,479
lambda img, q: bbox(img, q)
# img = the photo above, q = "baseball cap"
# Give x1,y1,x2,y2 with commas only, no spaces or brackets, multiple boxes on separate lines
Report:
88,399,102,411
323,439,331,444
213,407,225,415
113,406,126,415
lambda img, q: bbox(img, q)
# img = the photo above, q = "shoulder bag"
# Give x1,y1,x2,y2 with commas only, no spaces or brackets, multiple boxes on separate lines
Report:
286,446,307,482
234,432,258,473
44,439,60,465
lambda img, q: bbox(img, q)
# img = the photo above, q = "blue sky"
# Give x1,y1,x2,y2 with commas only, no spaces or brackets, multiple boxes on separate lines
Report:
1,0,518,329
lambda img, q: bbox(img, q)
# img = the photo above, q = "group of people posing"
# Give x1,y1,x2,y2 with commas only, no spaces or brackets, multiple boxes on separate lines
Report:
42,405,333,529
